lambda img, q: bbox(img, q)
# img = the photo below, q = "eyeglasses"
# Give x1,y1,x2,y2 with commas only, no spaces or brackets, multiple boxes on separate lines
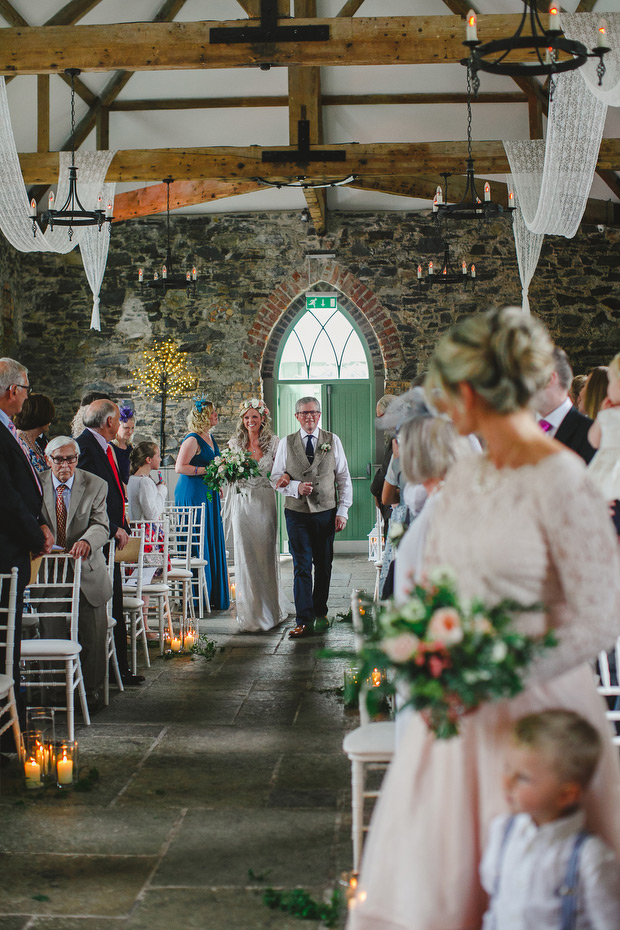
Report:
12,383,32,394
50,455,78,465
297,410,320,418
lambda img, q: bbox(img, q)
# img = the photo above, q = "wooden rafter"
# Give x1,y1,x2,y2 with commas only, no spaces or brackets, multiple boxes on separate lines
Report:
0,15,592,75
112,179,264,222
110,91,527,111
19,140,620,185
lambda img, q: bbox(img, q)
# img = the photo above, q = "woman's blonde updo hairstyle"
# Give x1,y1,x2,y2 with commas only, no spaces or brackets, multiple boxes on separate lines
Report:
187,400,215,434
425,306,554,414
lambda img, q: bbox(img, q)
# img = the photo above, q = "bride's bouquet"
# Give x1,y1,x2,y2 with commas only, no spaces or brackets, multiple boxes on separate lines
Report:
203,448,261,501
349,570,557,739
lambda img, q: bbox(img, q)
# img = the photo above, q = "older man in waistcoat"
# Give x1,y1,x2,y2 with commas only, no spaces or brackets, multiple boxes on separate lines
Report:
272,396,352,638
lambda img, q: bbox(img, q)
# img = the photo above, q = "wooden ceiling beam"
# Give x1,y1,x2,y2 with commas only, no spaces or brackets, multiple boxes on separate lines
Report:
337,0,366,15
37,74,49,153
110,90,527,111
112,178,264,221
45,0,105,27
18,139,620,184
0,14,593,74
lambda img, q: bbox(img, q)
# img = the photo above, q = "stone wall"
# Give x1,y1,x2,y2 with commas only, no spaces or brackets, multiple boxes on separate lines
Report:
1,209,618,454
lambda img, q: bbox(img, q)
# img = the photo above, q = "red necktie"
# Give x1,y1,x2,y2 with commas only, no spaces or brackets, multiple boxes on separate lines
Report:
539,419,553,433
56,484,68,549
106,444,126,522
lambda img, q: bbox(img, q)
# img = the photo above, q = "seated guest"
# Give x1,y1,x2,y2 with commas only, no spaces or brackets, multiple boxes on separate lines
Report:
583,366,609,421
569,373,587,412
13,392,56,472
40,436,113,712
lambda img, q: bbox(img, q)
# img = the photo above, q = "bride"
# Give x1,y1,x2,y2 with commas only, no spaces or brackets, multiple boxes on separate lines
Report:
349,307,620,930
228,398,290,632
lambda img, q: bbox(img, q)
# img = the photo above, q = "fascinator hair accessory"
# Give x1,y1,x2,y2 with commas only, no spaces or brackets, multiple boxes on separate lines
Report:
376,387,438,433
119,403,135,423
193,395,212,414
239,397,270,418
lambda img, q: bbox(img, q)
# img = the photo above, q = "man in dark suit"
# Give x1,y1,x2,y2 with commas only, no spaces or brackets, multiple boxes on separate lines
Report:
40,436,113,710
534,347,595,464
76,399,142,685
0,358,54,749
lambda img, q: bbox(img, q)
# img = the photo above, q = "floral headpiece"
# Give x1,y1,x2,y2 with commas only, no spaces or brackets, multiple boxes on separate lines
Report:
119,403,135,423
193,395,212,414
239,397,270,418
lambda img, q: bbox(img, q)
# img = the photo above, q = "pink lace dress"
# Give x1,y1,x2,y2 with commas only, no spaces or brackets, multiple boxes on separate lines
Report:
349,451,620,930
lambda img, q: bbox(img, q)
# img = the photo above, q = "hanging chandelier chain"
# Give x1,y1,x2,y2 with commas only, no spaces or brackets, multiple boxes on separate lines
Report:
466,65,473,162
69,70,76,167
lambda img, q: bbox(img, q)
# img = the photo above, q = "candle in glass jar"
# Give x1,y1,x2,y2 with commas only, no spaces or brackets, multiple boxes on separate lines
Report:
57,750,73,786
371,668,382,688
230,582,236,599
184,632,194,650
171,636,182,652
24,756,41,788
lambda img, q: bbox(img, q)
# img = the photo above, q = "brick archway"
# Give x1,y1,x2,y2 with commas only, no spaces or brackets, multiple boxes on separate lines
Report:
245,261,405,384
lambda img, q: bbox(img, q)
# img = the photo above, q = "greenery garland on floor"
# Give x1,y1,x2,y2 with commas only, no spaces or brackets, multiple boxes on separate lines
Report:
263,886,343,928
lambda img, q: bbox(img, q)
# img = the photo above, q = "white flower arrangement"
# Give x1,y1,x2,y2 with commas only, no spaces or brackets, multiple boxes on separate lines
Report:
240,397,269,417
387,520,406,547
319,442,331,452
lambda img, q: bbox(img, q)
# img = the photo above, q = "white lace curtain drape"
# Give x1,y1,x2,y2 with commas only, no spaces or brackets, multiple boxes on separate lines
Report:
0,76,116,329
503,13,620,312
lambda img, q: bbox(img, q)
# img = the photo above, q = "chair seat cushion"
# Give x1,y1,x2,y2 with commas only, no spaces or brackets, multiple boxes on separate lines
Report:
141,583,170,594
122,597,144,609
168,569,193,580
190,558,208,567
0,672,14,698
21,639,82,659
343,721,395,758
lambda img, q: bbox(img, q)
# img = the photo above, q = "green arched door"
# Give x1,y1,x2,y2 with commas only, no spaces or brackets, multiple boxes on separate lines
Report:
275,302,375,549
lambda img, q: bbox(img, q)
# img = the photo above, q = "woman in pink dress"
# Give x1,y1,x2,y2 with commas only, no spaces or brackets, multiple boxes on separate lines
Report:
349,307,620,930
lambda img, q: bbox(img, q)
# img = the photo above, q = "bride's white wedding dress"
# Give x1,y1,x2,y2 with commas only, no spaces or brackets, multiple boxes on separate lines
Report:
228,436,292,632
349,451,620,930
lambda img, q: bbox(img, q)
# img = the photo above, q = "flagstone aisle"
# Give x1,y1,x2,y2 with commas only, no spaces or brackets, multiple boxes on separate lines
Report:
0,554,378,930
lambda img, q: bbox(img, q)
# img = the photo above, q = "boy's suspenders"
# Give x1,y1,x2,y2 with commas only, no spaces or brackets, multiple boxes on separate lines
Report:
490,816,590,930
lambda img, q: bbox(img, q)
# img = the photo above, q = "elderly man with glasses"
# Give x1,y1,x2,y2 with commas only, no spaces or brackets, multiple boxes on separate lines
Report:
272,396,352,638
0,357,54,755
39,436,113,712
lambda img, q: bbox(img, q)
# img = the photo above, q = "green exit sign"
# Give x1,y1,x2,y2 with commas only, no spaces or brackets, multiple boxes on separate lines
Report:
306,293,337,310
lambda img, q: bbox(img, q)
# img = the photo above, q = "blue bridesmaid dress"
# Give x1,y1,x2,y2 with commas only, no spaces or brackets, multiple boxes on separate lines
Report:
174,432,230,610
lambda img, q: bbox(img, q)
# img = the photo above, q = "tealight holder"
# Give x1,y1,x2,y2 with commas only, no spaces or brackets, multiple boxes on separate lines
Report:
343,666,361,709
338,871,365,910
229,580,237,601
182,617,198,652
20,729,44,790
366,667,388,690
55,740,78,789
26,707,56,782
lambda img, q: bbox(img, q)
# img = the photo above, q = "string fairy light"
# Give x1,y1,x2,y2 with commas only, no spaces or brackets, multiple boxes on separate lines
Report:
132,339,197,452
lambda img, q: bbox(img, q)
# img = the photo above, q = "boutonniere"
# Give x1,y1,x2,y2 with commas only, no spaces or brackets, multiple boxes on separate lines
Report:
319,442,331,452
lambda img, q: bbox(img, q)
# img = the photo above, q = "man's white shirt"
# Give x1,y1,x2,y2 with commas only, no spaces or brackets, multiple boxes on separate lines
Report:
271,427,353,519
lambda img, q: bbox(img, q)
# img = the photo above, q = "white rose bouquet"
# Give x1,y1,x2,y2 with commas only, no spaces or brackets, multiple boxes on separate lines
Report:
342,570,556,739
203,448,261,501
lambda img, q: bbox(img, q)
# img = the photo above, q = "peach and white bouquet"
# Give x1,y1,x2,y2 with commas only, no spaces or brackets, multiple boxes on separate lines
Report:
354,569,556,739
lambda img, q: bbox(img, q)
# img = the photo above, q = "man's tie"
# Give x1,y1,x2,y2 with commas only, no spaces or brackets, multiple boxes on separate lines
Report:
56,484,68,549
305,434,315,464
106,444,126,522
539,419,553,433
6,418,42,492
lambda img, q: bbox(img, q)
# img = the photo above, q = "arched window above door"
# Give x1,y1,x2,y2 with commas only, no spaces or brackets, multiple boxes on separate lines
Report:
278,307,369,381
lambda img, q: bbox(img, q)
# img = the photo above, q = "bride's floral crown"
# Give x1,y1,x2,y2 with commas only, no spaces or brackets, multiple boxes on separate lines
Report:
239,397,269,418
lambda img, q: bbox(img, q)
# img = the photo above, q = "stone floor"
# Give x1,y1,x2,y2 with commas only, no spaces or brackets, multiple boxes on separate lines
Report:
0,555,378,930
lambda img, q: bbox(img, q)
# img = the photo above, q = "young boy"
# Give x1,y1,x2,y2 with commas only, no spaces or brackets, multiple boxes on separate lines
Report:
480,710,620,930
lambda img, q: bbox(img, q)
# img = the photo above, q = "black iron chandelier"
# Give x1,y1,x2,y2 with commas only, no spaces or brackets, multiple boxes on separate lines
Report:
254,174,357,190
417,242,477,289
32,69,113,241
138,179,197,298
434,66,510,224
463,4,610,97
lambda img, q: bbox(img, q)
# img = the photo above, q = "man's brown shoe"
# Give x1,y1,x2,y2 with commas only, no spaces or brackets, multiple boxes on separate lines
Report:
288,624,313,638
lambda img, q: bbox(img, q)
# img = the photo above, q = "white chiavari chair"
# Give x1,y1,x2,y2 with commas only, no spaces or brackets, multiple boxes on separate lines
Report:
104,540,123,706
21,553,88,741
597,639,620,747
166,504,209,620
0,567,21,753
131,517,174,656
118,525,149,676
342,589,395,872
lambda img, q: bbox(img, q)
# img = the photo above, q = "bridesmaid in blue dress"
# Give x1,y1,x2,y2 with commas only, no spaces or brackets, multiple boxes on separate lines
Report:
174,399,230,610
